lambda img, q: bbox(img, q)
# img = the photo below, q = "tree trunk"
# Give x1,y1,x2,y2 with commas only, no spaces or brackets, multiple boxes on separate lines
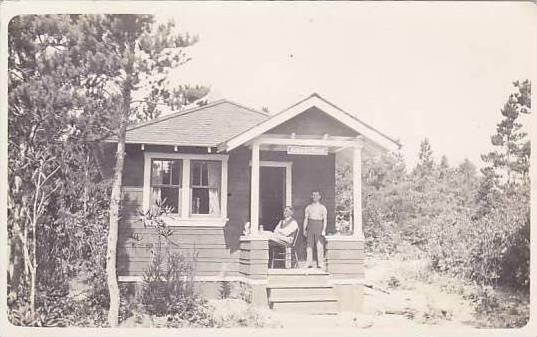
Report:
30,220,37,312
106,116,127,327
8,220,24,302
106,55,133,326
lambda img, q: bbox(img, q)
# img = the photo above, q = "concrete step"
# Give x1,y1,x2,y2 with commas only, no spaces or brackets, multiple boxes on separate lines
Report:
268,287,336,301
269,292,337,303
270,300,338,314
267,271,331,287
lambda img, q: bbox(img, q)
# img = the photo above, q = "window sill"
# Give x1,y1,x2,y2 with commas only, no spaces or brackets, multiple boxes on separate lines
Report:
163,216,228,227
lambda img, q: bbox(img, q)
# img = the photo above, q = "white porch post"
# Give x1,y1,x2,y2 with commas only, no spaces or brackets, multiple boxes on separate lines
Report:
352,141,364,239
250,143,260,233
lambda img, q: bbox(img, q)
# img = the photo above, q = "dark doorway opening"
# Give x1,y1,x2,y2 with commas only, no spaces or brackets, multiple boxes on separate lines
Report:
259,166,285,231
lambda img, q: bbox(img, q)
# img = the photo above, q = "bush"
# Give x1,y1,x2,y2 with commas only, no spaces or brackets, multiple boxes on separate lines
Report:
218,281,232,299
426,188,529,290
139,246,215,327
8,304,69,327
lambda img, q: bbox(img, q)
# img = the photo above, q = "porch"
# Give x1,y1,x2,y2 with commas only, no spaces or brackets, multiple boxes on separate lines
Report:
236,131,366,312
239,235,364,312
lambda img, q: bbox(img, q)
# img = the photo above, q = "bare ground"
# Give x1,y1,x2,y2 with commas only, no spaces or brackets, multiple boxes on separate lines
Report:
114,256,529,329
212,257,530,330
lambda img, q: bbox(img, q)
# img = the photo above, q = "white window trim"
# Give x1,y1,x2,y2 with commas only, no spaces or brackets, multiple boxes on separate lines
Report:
143,152,229,226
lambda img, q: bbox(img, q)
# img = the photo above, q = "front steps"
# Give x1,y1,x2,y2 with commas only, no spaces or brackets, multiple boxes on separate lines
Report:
267,268,338,314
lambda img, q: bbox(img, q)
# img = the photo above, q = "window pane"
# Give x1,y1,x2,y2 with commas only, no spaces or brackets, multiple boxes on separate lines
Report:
151,160,165,185
151,187,180,214
201,163,208,186
171,160,181,185
192,188,209,214
151,159,181,186
192,163,201,186
191,161,221,215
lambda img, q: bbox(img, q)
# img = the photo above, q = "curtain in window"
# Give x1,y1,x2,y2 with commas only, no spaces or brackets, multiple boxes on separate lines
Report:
207,161,221,215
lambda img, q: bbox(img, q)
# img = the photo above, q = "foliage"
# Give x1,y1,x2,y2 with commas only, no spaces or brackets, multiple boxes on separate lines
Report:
8,304,68,327
337,80,530,293
136,200,215,327
7,14,208,326
139,247,215,327
237,283,253,303
335,160,352,234
8,15,113,322
218,281,233,299
209,299,281,328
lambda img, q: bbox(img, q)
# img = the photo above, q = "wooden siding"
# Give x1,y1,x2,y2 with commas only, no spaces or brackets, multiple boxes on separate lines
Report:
325,238,365,279
225,147,252,252
118,186,239,278
268,106,358,137
116,141,339,274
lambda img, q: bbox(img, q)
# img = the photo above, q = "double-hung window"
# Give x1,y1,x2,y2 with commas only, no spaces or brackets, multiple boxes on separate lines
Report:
150,159,182,214
144,153,228,224
190,161,221,216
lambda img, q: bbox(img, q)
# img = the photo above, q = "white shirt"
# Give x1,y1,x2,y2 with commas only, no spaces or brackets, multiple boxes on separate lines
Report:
274,218,298,237
305,203,327,221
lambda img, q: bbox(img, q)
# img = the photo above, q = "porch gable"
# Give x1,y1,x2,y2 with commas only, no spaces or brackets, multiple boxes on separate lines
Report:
218,93,401,153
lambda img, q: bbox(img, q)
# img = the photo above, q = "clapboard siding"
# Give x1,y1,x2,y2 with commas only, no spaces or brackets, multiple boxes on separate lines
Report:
268,106,358,137
325,237,365,280
118,185,239,277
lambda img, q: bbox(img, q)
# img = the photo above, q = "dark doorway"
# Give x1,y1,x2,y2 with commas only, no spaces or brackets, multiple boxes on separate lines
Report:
259,166,285,231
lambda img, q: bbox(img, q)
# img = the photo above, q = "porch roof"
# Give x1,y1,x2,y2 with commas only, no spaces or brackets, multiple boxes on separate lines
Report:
107,93,401,152
218,93,401,152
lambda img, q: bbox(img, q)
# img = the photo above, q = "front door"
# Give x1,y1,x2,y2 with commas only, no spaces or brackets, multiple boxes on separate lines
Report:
259,166,285,231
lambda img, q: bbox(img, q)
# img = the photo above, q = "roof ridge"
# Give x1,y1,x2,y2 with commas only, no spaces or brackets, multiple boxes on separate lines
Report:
126,99,228,133
221,99,271,117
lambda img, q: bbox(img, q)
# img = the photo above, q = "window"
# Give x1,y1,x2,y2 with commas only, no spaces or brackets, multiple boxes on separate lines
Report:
191,161,221,216
150,159,182,213
143,152,228,224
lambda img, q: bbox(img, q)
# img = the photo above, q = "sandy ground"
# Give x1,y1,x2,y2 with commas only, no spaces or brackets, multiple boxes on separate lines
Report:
210,257,482,330
94,257,528,329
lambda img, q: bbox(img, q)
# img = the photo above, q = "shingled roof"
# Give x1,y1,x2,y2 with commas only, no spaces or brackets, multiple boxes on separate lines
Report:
107,94,401,152
110,99,269,147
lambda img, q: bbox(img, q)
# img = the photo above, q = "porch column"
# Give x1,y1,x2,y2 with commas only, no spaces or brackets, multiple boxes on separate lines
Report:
250,143,260,233
352,141,364,239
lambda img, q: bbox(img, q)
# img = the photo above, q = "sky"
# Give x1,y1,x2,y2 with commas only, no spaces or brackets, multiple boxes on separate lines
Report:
155,1,537,168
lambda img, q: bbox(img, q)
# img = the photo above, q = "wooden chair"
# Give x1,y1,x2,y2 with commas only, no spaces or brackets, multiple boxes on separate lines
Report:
270,229,299,269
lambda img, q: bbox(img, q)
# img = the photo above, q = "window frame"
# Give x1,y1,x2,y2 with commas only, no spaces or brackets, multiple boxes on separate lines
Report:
143,152,228,226
149,158,183,214
189,160,222,217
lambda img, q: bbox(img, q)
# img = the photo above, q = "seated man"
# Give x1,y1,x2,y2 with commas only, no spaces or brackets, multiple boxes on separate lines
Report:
262,206,298,246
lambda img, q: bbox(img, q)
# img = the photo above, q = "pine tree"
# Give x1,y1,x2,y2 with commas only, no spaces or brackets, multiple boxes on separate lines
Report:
414,138,434,178
438,155,449,179
66,15,207,327
481,80,531,186
8,14,208,326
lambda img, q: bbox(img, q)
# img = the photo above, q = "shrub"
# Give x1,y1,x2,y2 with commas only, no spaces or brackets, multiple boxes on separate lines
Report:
218,281,232,299
9,304,69,327
139,246,215,327
426,188,529,290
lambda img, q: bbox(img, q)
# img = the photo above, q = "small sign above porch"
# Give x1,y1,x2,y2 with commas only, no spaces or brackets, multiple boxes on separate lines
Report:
287,145,328,156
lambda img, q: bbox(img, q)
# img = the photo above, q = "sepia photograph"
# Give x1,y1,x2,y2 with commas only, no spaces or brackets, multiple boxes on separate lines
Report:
1,1,536,335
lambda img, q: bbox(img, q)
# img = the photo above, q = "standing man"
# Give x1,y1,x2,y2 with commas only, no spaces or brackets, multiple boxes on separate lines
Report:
303,190,327,269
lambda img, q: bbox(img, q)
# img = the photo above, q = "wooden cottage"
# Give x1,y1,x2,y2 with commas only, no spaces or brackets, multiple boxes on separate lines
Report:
98,93,400,313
